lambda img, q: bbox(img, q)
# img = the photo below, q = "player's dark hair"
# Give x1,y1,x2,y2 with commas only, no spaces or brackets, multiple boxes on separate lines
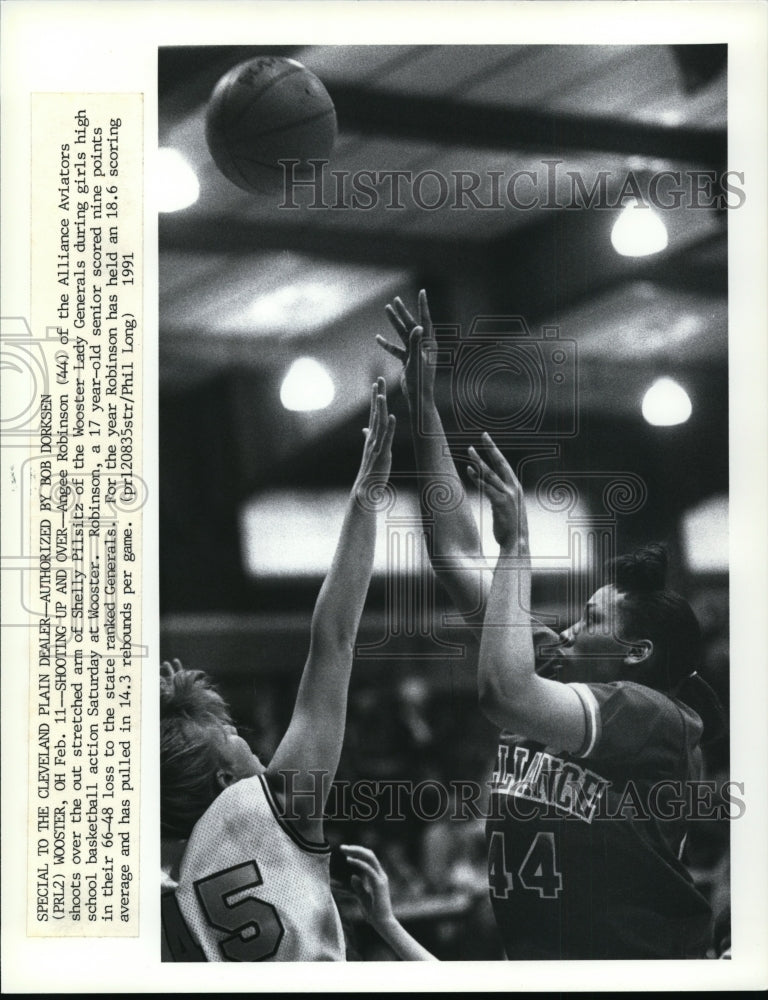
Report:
608,543,701,685
608,543,726,741
160,663,233,838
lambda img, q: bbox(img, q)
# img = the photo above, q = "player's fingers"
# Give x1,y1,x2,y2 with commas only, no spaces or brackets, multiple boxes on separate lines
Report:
171,658,183,672
341,844,386,876
467,465,508,506
340,843,381,866
481,432,518,488
372,395,386,445
344,856,379,883
384,305,409,346
393,296,417,331
373,416,394,459
367,382,378,435
418,288,432,333
471,471,507,504
468,446,506,493
383,413,396,452
340,843,377,861
408,325,424,362
376,334,406,361
467,456,508,500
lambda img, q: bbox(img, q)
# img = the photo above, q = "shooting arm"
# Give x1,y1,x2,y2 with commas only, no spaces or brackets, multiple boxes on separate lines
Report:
379,292,490,634
470,436,586,750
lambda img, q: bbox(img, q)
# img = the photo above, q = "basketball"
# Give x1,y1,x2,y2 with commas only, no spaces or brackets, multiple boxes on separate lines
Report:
205,56,337,194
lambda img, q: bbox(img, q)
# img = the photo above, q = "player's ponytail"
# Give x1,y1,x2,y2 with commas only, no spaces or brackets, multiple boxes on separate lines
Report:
608,542,703,684
673,671,728,745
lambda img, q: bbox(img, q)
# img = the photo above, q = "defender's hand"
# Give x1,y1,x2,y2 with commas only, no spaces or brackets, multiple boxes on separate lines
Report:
467,432,529,551
355,377,396,489
160,658,184,681
340,844,395,930
377,289,437,404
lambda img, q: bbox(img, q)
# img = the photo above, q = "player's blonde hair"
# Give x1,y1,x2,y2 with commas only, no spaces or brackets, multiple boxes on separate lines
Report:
160,662,233,838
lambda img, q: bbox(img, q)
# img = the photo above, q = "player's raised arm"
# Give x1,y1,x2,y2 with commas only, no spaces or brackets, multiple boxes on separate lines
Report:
377,290,490,634
266,379,395,836
468,434,586,751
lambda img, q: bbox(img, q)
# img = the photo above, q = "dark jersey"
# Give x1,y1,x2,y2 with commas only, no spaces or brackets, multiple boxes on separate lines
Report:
485,681,712,959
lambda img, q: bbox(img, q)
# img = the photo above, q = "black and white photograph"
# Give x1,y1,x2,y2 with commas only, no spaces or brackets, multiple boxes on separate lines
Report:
158,42,733,964
1,2,767,993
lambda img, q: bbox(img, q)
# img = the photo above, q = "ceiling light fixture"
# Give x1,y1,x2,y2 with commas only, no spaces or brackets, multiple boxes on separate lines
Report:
611,200,669,257
641,377,692,426
280,357,335,411
156,147,200,212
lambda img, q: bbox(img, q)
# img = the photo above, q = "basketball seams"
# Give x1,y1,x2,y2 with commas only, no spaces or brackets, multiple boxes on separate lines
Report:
226,64,307,131
205,57,337,194
226,106,336,145
208,69,277,192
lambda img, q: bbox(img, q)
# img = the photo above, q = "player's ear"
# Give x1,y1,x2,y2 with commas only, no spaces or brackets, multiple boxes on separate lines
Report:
624,639,653,665
216,768,237,789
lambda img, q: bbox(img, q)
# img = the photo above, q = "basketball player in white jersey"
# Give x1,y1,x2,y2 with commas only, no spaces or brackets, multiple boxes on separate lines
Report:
161,381,420,961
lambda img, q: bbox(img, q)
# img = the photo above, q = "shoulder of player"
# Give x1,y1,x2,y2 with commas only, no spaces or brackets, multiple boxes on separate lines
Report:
583,680,702,728
258,773,332,855
574,680,703,758
576,679,678,713
189,774,331,855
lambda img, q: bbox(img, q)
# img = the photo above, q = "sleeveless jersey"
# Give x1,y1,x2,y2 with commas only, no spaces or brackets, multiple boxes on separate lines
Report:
485,680,712,959
162,774,345,962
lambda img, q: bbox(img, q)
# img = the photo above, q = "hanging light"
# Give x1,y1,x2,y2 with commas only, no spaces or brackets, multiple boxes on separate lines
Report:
611,200,668,257
280,358,335,412
156,147,199,212
641,377,692,426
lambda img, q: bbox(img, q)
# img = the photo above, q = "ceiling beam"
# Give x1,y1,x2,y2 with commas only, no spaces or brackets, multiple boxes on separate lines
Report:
327,85,726,168
159,213,489,272
160,209,726,330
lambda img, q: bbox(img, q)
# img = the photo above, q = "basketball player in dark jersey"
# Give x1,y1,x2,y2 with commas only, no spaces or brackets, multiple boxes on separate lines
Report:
160,381,435,962
377,291,721,959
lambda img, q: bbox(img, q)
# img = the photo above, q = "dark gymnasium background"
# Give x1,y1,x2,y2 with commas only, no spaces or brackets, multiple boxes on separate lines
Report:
158,45,730,959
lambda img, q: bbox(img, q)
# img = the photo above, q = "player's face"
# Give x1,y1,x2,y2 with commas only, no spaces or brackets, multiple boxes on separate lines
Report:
555,585,634,684
221,724,265,781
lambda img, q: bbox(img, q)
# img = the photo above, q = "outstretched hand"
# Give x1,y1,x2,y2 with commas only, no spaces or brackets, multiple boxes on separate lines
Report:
160,658,184,681
340,844,395,930
376,289,437,403
467,432,529,551
356,377,396,489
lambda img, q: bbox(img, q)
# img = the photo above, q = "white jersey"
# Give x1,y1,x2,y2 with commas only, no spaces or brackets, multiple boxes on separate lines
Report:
162,774,345,962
